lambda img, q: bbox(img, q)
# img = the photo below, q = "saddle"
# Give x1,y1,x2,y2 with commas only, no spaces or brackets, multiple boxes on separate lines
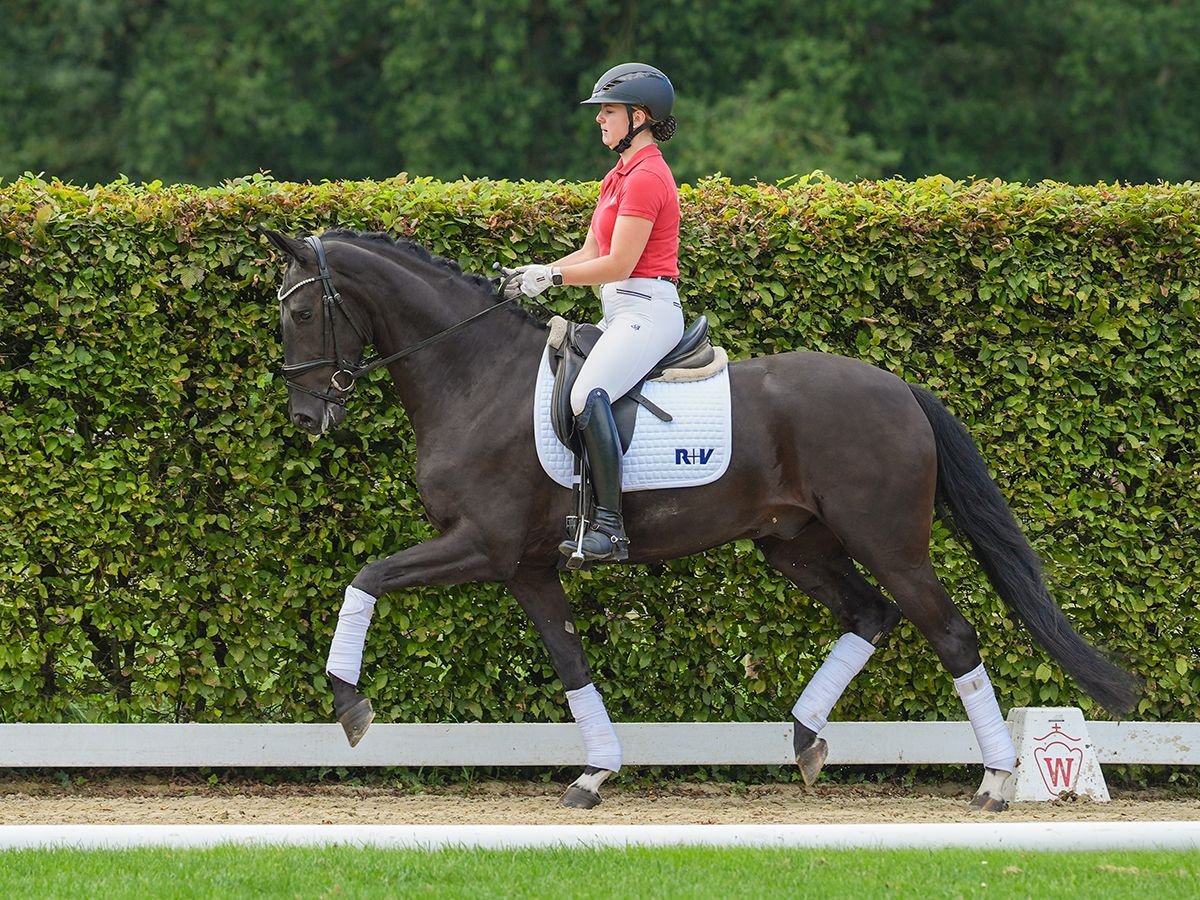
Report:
546,314,718,456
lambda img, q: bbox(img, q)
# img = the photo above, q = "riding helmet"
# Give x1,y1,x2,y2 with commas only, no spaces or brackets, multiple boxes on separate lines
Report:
580,63,675,122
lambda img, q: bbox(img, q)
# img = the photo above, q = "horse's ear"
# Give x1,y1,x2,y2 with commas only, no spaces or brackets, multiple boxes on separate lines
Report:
257,226,311,263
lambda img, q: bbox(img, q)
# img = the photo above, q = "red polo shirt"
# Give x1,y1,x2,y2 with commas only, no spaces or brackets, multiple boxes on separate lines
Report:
589,144,680,279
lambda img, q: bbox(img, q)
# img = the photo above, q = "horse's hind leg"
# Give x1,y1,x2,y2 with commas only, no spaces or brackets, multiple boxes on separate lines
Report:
856,553,1017,811
758,531,902,786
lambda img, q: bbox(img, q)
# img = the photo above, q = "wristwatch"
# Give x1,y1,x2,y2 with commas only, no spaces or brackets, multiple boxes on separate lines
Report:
551,267,563,286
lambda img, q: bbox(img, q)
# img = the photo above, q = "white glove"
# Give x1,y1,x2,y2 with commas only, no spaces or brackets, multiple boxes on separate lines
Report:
519,265,562,298
500,265,534,300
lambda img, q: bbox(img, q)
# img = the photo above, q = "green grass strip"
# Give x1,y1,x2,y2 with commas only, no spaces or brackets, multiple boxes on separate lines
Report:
0,846,1196,899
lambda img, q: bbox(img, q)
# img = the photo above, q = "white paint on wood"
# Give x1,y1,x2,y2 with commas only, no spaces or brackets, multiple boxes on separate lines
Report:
0,717,1195,768
1,822,1198,851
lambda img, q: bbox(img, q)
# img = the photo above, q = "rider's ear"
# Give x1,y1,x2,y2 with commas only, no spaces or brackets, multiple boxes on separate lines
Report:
258,227,313,264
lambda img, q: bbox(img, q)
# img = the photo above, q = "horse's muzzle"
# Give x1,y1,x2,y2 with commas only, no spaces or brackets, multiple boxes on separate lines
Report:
289,397,345,434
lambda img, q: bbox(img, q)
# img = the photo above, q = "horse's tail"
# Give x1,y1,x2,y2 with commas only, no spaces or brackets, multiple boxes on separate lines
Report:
908,385,1142,717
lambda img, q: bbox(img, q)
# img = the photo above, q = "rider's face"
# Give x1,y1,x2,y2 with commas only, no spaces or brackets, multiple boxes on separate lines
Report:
595,104,643,150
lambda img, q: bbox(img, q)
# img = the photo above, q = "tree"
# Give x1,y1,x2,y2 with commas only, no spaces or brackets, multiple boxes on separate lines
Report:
2,0,1196,185
115,0,395,183
375,0,894,183
668,33,898,183
0,1,140,184
1053,0,1200,183
828,0,1200,183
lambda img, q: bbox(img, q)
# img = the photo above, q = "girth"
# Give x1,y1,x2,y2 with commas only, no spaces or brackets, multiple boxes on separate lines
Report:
547,315,715,456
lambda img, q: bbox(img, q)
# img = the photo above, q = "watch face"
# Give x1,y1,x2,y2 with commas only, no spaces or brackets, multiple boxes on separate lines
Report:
553,272,563,286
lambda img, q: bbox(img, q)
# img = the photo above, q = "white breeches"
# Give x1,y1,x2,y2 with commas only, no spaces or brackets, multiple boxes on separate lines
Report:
569,278,684,415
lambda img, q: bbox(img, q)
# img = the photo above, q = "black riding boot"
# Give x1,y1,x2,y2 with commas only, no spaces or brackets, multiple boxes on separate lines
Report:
560,389,629,562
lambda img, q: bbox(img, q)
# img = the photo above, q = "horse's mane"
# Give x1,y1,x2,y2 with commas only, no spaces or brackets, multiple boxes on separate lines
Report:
320,229,543,328
321,229,482,285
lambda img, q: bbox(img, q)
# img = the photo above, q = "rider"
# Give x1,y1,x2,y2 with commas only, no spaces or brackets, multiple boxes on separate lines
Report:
506,62,683,563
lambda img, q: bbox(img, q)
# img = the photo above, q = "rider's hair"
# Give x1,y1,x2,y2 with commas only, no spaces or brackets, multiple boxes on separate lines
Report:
650,115,677,143
633,105,676,143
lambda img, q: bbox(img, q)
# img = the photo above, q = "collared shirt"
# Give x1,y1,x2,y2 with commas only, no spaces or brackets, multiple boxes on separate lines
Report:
590,144,680,279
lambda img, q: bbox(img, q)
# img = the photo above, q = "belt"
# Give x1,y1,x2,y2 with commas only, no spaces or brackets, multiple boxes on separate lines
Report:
605,276,679,291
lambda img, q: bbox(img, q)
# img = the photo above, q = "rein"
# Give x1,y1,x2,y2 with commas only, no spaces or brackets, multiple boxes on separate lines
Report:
280,236,516,405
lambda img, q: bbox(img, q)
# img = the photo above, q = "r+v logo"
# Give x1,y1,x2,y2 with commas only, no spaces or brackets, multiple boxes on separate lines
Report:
675,448,715,465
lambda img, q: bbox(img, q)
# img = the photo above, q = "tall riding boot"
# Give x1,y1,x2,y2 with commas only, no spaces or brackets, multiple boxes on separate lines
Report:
560,388,629,562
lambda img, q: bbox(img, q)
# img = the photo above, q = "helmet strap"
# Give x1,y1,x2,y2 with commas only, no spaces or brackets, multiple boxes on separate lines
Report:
612,106,651,154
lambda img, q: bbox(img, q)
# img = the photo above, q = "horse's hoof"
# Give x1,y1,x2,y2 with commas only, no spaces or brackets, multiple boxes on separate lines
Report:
329,673,374,747
970,767,1011,812
338,698,375,748
796,737,829,787
560,784,603,809
969,792,1009,813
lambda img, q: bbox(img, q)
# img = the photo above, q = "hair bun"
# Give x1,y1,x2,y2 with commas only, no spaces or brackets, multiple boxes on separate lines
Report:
650,115,677,142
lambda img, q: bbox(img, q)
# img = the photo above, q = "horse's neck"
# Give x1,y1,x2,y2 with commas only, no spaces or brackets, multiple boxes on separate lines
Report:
371,275,544,437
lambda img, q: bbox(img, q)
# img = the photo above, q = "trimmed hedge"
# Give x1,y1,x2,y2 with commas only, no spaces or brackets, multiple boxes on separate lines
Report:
0,172,1196,728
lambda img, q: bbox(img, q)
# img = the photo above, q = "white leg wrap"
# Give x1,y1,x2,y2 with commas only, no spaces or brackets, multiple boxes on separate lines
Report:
566,683,622,772
954,662,1017,773
325,585,376,685
791,633,876,733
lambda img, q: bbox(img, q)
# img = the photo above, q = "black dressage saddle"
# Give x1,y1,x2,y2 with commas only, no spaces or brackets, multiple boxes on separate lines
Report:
547,316,714,457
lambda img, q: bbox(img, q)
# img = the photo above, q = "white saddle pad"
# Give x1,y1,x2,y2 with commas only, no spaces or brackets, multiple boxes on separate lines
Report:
533,347,732,492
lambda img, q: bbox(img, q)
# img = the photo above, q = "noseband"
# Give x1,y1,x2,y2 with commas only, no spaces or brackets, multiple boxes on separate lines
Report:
279,235,516,406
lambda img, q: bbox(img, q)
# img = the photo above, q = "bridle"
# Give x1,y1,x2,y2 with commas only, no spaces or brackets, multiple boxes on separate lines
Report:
278,236,372,405
278,235,517,406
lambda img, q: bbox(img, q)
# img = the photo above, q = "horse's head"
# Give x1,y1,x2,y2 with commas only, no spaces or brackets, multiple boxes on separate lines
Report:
262,228,372,434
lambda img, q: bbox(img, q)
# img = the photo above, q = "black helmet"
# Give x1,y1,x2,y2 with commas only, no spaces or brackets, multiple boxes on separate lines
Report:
581,63,674,122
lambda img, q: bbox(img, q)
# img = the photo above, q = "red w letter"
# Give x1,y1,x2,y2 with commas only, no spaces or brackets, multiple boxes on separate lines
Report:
1044,757,1075,787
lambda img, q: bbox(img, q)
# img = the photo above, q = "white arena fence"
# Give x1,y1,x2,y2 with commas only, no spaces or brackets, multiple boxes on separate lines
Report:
4,822,1200,852
0,719,1196,768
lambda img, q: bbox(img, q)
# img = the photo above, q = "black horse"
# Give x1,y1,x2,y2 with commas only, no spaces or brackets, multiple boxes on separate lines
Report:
264,228,1139,811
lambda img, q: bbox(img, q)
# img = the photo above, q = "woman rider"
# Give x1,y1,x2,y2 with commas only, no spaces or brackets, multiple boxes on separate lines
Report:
506,62,683,564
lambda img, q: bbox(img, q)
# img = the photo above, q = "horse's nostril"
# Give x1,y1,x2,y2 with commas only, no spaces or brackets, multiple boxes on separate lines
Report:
293,412,316,431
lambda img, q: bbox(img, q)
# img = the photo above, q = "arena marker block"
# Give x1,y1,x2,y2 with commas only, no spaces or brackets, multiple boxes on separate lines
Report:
1002,707,1110,803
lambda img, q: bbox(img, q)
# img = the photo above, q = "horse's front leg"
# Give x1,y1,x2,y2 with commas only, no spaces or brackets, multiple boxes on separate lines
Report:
506,564,620,810
325,527,513,747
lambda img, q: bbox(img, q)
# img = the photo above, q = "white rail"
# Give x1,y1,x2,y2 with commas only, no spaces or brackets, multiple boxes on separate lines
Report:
4,822,1200,851
0,720,1195,768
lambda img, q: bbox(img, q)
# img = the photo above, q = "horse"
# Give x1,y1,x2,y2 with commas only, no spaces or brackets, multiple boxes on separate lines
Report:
262,227,1140,811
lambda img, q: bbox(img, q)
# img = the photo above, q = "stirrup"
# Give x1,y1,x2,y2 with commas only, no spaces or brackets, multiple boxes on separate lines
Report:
560,509,628,565
560,531,629,563
559,534,629,566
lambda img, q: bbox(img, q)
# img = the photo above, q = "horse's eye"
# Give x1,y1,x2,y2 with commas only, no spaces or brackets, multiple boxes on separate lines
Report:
297,309,314,322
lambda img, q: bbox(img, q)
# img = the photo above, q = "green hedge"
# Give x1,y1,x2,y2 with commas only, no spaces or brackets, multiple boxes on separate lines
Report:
1,172,1196,728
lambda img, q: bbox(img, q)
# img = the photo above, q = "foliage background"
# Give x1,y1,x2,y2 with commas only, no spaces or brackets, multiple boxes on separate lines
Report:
2,0,1199,187
1,174,1196,726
